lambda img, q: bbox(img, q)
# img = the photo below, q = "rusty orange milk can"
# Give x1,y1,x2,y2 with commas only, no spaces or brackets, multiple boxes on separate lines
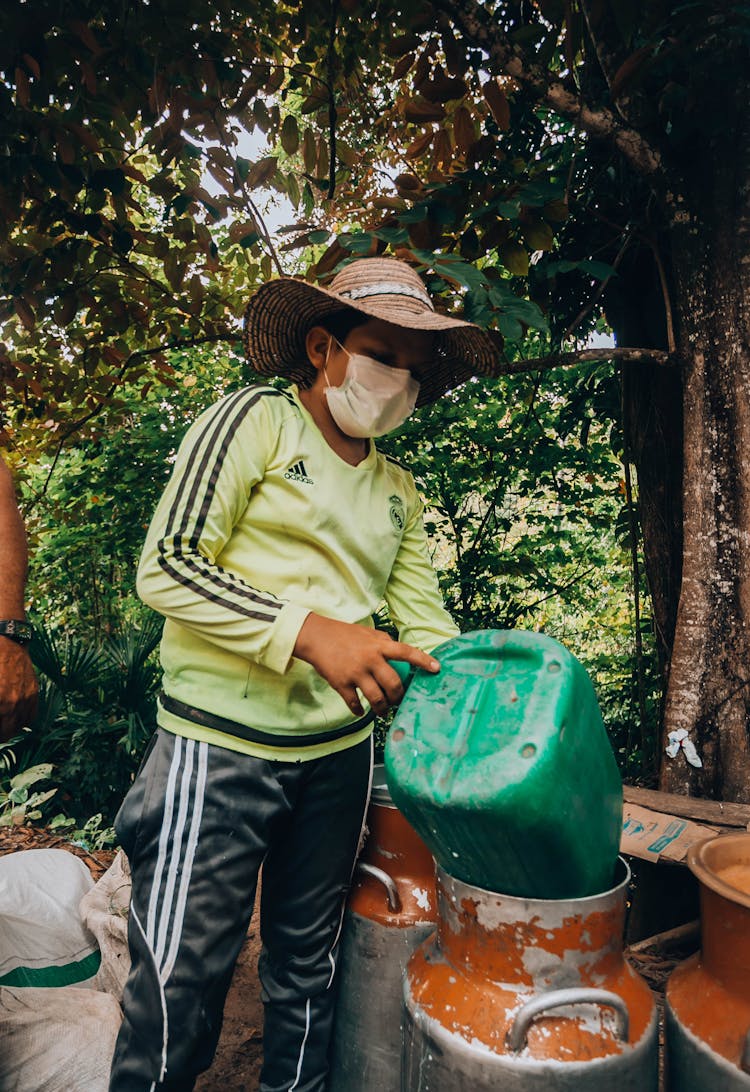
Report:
666,833,750,1090
403,858,658,1090
328,765,437,1092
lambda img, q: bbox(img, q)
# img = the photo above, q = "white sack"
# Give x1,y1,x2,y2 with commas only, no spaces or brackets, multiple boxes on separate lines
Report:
79,849,131,1000
0,985,121,1092
0,849,98,987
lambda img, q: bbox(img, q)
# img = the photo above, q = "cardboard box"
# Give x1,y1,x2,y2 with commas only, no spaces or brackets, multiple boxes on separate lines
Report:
621,802,719,864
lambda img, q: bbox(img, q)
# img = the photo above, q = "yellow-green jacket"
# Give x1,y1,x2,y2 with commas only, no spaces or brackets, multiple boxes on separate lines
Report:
137,384,458,761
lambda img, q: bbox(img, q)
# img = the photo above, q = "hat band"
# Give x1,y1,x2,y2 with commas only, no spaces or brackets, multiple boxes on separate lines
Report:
337,281,435,311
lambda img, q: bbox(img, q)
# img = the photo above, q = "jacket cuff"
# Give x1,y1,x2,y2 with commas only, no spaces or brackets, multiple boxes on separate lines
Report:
259,603,312,674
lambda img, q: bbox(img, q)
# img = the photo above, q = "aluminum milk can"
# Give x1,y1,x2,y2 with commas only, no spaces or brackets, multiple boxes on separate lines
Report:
328,765,437,1092
403,859,658,1091
666,833,750,1090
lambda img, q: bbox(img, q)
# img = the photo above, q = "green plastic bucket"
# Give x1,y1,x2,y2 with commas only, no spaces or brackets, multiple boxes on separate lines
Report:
384,630,623,899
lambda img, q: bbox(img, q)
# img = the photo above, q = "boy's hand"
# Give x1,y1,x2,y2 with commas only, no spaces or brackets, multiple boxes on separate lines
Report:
293,613,440,717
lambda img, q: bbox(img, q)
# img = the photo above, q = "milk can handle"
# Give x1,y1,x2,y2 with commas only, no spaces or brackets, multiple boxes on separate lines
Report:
741,1028,750,1074
355,862,402,912
506,988,630,1053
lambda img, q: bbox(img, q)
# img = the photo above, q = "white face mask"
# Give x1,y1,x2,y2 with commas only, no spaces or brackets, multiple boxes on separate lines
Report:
323,340,420,438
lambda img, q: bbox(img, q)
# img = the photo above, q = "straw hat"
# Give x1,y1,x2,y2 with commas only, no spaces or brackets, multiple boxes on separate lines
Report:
242,257,500,406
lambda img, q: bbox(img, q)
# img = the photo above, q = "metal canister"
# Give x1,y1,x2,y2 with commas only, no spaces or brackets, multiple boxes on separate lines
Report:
403,859,658,1090
666,833,750,1090
328,764,437,1092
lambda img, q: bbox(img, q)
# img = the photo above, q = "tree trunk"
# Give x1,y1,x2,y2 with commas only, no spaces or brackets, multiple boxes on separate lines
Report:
606,243,684,678
660,152,750,801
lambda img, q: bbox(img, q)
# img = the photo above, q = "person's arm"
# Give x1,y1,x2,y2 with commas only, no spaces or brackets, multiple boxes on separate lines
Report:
383,491,460,652
137,390,310,673
0,457,38,740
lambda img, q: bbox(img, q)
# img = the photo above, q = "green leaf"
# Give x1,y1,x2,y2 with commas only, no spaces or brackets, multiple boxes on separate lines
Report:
518,179,565,207
281,115,300,155
11,763,54,791
340,232,376,255
374,225,410,245
398,204,430,225
286,173,301,208
522,221,555,251
579,260,617,280
499,241,530,276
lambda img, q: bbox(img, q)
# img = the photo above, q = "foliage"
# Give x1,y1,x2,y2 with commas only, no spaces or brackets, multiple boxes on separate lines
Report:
2,1,746,448
7,613,164,825
0,756,117,844
0,762,58,826
378,364,662,774
382,369,616,631
0,732,26,774
1,0,296,454
48,811,117,852
22,346,242,632
0,0,576,457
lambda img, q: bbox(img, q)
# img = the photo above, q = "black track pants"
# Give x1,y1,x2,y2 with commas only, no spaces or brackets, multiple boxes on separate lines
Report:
108,728,373,1092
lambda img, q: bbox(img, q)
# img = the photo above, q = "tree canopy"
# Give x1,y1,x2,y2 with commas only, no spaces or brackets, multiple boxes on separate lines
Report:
3,0,681,452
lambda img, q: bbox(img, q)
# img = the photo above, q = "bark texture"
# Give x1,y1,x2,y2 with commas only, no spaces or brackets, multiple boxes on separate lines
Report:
660,114,750,800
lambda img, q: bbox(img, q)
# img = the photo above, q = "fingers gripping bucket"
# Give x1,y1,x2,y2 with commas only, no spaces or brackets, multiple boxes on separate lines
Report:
666,834,750,1090
328,766,437,1092
402,859,658,1091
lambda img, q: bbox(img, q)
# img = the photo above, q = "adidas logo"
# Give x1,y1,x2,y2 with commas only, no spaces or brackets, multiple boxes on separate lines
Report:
284,459,314,485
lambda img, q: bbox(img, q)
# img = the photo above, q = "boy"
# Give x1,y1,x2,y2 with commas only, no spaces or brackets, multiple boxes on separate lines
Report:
109,257,499,1091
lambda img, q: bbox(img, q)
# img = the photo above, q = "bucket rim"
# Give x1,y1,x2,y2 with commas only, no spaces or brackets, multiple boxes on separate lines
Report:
687,833,750,910
435,855,631,906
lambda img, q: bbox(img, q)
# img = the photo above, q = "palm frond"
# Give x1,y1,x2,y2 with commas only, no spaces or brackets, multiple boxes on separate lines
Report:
30,623,106,695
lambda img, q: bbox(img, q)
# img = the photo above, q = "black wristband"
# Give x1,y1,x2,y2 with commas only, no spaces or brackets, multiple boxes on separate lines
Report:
0,620,34,646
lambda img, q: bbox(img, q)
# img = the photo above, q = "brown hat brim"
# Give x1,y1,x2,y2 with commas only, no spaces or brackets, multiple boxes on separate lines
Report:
242,277,500,407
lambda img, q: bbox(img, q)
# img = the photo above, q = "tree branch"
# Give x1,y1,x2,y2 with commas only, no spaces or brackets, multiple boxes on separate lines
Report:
31,333,235,507
622,397,649,766
213,113,284,277
578,0,631,111
326,0,339,200
496,346,672,376
433,0,662,177
644,234,677,354
505,563,599,627
562,224,635,340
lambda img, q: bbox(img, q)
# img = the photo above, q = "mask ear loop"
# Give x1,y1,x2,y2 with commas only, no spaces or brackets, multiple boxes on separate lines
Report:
323,337,333,389
323,335,347,388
